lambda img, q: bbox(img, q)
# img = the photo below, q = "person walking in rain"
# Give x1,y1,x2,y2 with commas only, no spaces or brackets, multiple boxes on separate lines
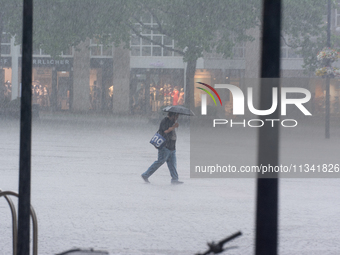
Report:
141,112,183,184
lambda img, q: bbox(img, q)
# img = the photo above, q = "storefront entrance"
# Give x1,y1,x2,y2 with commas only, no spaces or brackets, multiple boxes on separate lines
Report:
56,71,71,110
29,57,73,111
0,57,12,106
130,68,184,114
90,58,113,112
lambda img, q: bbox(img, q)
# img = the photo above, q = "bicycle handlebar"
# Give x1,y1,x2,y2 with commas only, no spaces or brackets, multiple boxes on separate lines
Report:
196,231,242,255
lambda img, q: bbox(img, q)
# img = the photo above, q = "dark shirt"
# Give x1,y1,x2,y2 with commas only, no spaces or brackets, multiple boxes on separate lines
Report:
158,117,176,150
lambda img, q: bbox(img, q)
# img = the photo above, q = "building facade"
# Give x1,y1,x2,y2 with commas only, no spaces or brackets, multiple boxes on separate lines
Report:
1,13,340,116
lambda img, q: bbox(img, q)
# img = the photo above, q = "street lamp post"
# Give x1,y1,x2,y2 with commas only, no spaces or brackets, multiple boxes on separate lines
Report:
325,0,331,139
316,0,336,139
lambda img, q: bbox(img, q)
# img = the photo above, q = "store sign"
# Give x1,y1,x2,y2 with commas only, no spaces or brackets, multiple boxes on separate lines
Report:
150,61,164,67
32,58,73,66
19,57,73,69
0,57,12,68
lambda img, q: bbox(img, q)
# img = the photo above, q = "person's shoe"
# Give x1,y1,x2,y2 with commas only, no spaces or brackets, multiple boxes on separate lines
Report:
171,180,184,185
141,174,150,183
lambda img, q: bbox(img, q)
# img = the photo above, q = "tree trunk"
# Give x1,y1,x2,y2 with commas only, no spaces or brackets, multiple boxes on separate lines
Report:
185,58,197,111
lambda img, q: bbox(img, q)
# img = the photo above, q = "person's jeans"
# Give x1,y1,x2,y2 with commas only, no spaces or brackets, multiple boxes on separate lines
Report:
142,147,178,180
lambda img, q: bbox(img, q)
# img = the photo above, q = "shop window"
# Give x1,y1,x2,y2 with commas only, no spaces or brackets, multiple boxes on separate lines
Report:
89,66,113,112
163,36,173,46
229,36,245,59
57,72,71,110
152,24,160,34
33,46,41,55
102,46,112,56
1,33,11,43
281,46,301,59
131,69,185,114
281,37,302,59
91,46,101,56
142,25,152,34
163,48,173,56
174,50,182,57
2,75,12,104
1,45,10,55
287,48,301,58
40,48,49,56
130,15,180,57
152,47,162,56
152,35,162,45
131,35,140,45
142,36,152,45
32,68,53,109
232,42,245,59
90,39,113,57
233,47,244,58
1,33,11,55
89,80,101,111
62,47,73,56
336,8,340,27
131,46,141,56
132,24,142,34
142,47,151,56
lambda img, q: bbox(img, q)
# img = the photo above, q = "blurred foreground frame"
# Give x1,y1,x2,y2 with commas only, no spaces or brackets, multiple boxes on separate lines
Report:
256,0,281,255
17,0,33,255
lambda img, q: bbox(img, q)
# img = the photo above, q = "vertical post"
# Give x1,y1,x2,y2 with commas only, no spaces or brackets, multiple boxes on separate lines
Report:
255,0,281,255
183,62,187,105
51,67,57,111
69,68,74,111
325,0,331,139
145,70,151,115
327,0,331,48
325,75,330,138
17,0,33,254
11,39,20,100
0,14,4,106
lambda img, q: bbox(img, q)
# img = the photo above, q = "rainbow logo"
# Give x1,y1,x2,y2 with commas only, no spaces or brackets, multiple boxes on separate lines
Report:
196,82,222,106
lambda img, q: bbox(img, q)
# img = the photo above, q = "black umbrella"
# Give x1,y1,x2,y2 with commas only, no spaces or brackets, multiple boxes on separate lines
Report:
162,105,195,116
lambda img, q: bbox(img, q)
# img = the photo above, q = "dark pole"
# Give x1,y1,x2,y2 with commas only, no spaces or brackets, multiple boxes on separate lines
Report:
17,0,33,254
255,0,281,255
0,14,4,105
325,0,331,139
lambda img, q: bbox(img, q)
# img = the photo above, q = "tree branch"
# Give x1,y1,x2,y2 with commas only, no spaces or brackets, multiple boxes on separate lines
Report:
128,23,184,55
131,5,176,41
142,4,169,36
281,34,301,48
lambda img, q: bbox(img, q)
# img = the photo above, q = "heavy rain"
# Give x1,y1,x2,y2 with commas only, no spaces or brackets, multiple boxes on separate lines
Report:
1,0,340,254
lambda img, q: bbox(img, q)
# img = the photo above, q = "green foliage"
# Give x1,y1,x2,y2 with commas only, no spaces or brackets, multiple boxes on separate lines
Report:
281,0,334,72
0,0,334,75
1,0,133,57
0,0,22,34
128,0,260,62
30,0,133,57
